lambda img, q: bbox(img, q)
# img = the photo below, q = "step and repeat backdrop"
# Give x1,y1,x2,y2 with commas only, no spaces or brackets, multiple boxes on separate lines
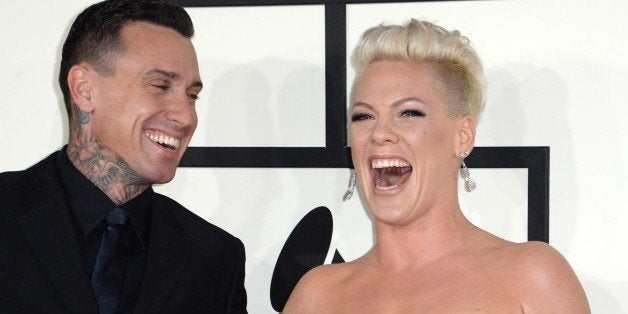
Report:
1,0,626,312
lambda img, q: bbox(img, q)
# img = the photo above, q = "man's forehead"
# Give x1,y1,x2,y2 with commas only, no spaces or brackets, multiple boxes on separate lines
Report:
114,22,201,86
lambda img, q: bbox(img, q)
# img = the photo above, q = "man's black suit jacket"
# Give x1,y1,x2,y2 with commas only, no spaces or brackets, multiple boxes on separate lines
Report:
0,151,247,313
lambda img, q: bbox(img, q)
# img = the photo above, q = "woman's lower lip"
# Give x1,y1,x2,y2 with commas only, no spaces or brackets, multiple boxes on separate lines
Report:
376,184,399,191
372,180,406,194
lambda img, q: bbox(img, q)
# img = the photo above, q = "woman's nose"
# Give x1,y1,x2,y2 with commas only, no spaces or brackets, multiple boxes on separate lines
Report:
370,119,399,145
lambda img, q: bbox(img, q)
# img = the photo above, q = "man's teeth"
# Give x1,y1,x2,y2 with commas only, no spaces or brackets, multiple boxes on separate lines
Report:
372,159,410,169
148,133,180,149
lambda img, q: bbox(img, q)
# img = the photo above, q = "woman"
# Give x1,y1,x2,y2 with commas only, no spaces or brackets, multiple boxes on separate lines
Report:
283,19,589,313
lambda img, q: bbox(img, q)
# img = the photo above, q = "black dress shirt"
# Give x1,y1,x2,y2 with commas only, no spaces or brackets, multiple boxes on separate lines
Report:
56,148,151,314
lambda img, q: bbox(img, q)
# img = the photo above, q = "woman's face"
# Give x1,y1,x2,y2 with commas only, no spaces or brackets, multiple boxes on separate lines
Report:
350,60,472,227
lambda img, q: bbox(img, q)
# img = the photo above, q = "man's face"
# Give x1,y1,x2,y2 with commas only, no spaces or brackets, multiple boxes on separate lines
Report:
88,21,202,184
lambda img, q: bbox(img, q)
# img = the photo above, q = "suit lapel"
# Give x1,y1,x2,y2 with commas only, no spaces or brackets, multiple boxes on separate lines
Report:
133,195,189,313
16,159,98,314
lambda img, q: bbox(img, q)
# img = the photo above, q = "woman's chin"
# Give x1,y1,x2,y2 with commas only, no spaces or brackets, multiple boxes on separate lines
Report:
368,202,413,226
364,179,419,223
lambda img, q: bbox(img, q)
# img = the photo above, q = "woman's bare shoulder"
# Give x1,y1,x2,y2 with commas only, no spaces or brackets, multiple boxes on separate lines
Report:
508,241,590,312
282,262,357,313
509,241,576,275
295,262,354,290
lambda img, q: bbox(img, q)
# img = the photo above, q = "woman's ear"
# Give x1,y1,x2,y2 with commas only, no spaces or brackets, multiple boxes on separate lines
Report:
455,115,476,154
67,64,95,113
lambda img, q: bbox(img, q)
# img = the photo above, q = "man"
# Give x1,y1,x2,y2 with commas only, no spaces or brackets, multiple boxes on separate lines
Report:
0,1,247,313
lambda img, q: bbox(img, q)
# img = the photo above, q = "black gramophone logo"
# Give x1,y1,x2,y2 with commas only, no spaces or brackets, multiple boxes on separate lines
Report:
269,206,344,312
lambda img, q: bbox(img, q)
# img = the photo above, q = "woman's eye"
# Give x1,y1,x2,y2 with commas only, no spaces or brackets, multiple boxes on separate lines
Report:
400,109,425,117
351,113,372,122
188,93,200,100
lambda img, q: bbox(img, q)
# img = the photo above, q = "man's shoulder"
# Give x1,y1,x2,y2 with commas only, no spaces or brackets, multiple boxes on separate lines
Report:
0,151,62,222
151,192,244,250
0,151,58,180
0,152,59,200
0,169,25,187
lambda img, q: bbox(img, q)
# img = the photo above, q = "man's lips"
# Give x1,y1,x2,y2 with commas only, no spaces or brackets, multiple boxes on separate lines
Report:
371,158,413,191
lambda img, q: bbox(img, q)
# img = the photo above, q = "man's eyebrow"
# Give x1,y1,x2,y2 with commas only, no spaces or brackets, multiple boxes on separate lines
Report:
143,68,203,89
190,80,203,89
144,68,179,80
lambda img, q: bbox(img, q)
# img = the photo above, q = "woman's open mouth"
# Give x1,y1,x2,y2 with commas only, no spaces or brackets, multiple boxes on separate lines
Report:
371,158,412,191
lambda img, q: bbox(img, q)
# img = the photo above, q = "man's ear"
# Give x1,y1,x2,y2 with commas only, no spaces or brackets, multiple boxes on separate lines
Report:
67,64,95,113
455,115,476,155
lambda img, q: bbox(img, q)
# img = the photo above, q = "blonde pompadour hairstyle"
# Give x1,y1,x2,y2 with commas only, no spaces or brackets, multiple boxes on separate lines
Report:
351,19,486,122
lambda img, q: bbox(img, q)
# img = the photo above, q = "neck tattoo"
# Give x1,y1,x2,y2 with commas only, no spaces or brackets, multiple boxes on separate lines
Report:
67,106,149,205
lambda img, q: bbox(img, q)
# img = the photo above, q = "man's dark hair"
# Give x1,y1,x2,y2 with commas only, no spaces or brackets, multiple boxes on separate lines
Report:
59,0,194,118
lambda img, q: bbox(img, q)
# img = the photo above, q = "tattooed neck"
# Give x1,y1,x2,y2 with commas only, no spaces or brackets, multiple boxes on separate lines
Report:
67,107,149,205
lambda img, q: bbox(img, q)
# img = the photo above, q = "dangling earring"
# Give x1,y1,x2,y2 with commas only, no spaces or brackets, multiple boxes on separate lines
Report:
343,171,357,201
459,152,476,192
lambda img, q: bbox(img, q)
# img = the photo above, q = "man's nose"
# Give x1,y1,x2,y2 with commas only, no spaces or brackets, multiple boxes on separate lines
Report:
165,92,198,129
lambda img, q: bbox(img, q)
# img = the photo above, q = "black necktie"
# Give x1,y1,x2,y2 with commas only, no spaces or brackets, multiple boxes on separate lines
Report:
91,208,129,314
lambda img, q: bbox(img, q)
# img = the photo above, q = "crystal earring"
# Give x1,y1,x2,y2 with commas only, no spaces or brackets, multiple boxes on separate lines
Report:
343,171,357,201
459,152,476,192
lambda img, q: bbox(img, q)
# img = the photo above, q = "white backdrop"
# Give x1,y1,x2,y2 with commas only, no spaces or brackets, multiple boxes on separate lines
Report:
1,0,627,312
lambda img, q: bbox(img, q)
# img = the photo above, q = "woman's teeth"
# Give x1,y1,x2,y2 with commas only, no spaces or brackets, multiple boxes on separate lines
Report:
372,159,410,169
